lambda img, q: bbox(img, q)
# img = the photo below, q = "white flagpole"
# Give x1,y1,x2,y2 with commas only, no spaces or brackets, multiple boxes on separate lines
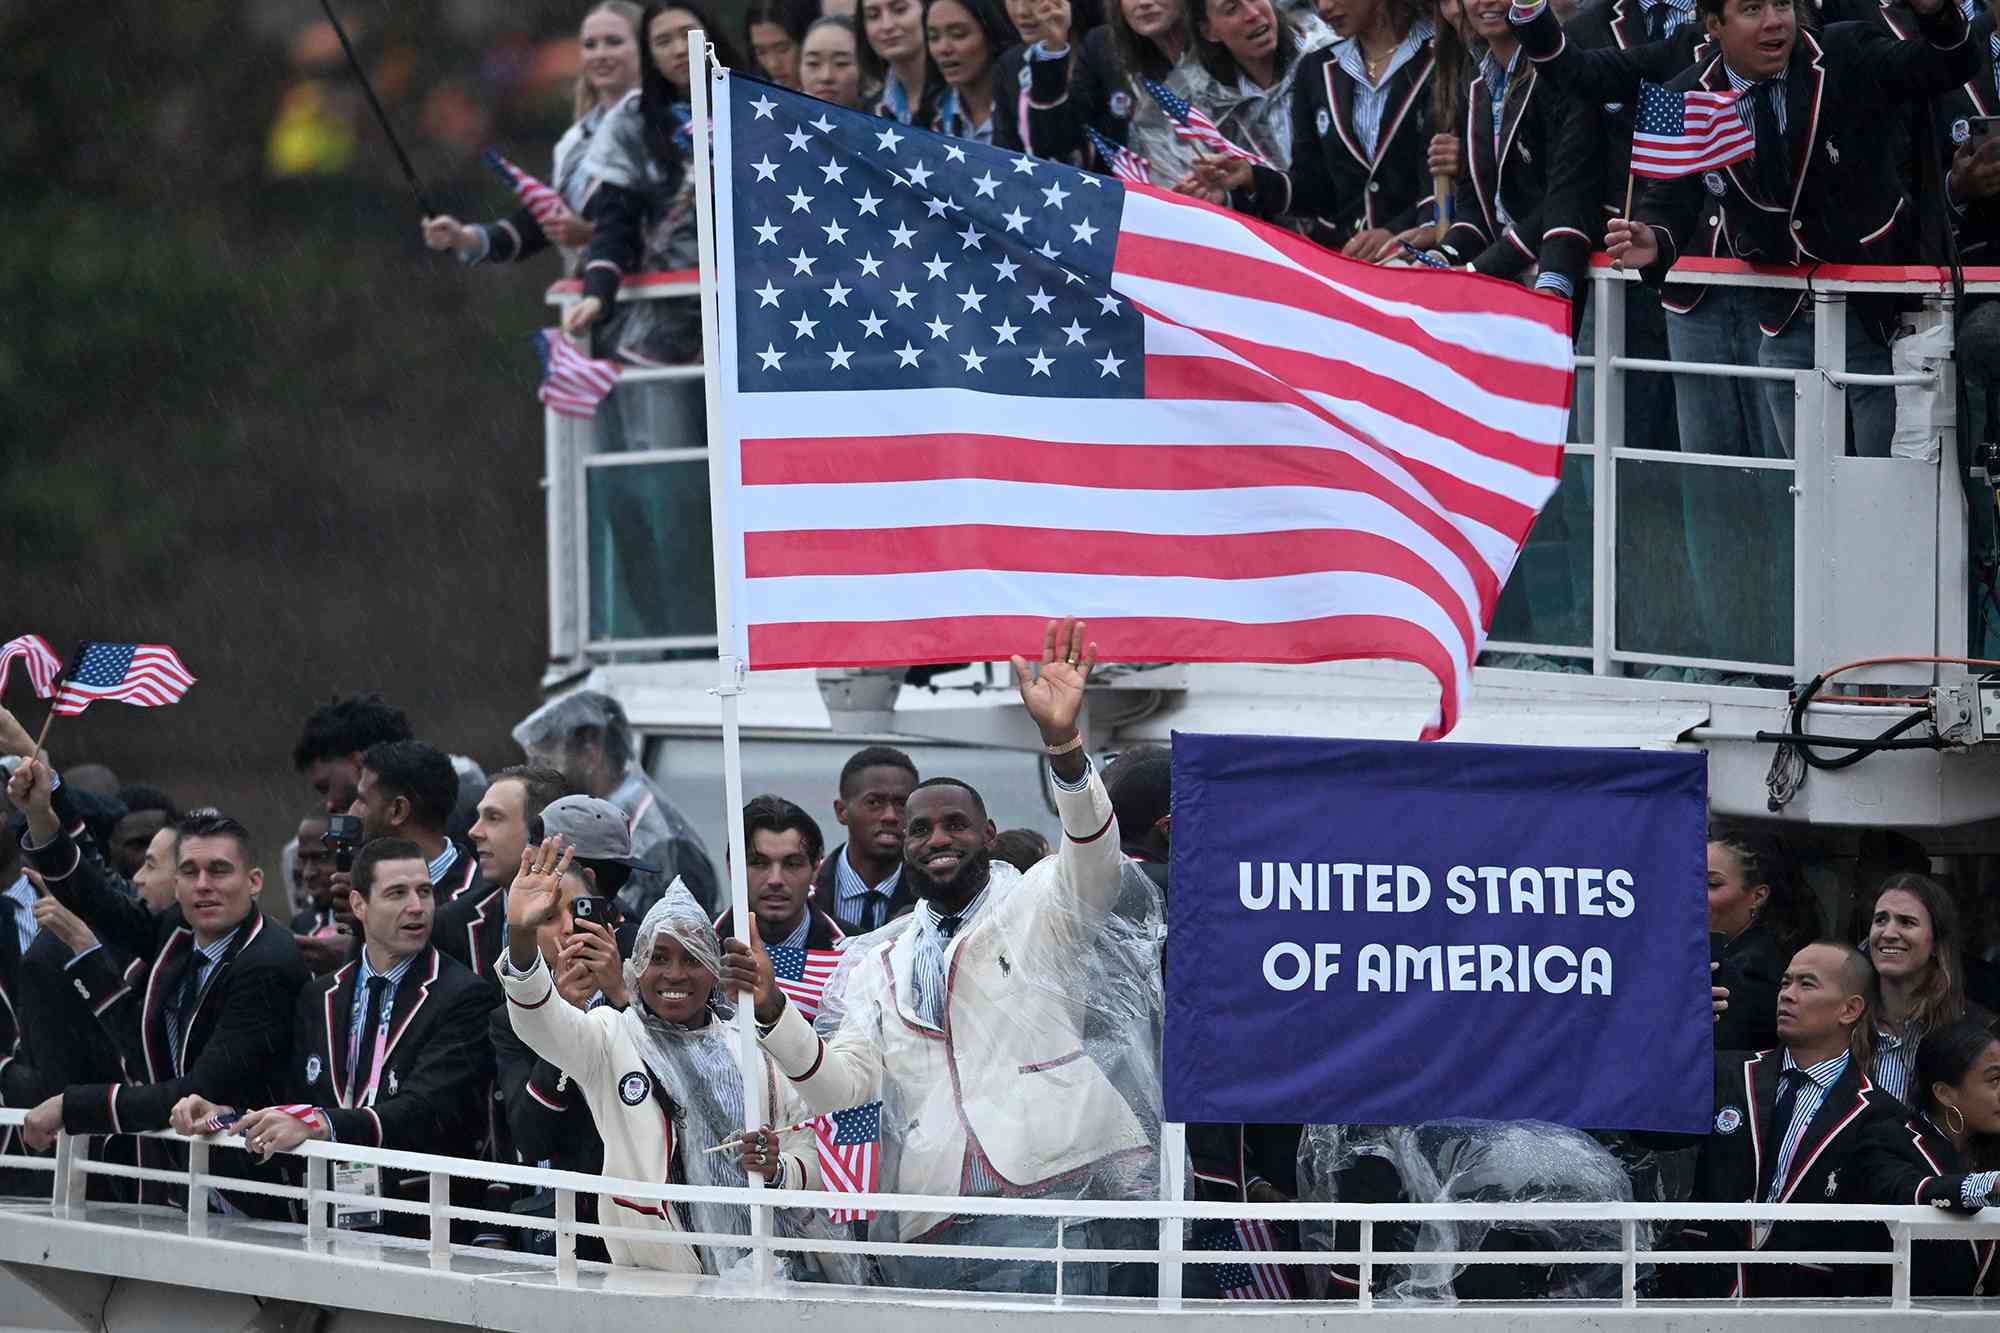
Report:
687,31,771,1284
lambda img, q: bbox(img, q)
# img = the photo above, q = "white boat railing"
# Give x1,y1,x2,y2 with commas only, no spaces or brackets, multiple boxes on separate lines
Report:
4,1109,1997,1310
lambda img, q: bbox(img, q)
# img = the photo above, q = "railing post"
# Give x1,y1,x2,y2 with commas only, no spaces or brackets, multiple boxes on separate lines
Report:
556,1187,577,1286
1590,267,1627,677
1620,1218,1637,1308
186,1139,210,1237
1924,295,1969,659
1358,1219,1374,1310
429,1170,451,1268
1157,1121,1185,1307
1890,1221,1912,1309
1792,292,1844,680
303,1155,327,1251
1054,1214,1065,1300
50,1132,77,1220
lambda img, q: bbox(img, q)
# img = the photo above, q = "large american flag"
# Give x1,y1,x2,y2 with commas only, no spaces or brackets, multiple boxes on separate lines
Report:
711,77,1571,737
52,643,195,715
483,149,569,225
1196,1219,1292,1300
768,942,842,1022
0,635,62,699
814,1101,882,1222
1628,81,1756,179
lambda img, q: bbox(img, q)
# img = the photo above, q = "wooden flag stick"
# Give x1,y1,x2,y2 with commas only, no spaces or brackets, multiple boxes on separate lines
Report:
1622,170,1636,223
704,1117,815,1153
30,701,58,758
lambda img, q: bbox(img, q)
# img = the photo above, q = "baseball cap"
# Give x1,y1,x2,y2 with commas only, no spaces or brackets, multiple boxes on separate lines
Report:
537,795,658,873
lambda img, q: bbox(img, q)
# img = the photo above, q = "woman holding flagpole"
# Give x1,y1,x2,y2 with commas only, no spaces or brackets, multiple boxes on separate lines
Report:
420,2,644,272
497,842,861,1280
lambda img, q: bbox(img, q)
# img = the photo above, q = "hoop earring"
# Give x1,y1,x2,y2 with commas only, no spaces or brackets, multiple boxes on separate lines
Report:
1946,1103,1967,1138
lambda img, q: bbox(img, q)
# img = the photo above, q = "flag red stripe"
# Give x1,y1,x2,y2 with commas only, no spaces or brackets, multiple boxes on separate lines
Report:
1138,353,1508,610
750,614,1463,736
1123,181,1569,327
1117,233,1572,412
741,431,1535,532
745,526,1478,657
1145,324,1562,485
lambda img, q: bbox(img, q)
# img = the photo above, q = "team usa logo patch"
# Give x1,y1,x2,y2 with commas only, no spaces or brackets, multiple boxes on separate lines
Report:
1714,1105,1743,1135
1953,118,1972,145
305,1055,322,1084
1702,171,1727,197
1316,107,1332,138
619,1070,651,1105
1109,90,1133,119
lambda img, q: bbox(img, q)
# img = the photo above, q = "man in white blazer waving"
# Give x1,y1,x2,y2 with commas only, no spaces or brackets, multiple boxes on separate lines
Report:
723,616,1155,1294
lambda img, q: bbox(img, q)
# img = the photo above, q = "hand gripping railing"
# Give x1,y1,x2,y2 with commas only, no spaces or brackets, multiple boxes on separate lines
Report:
3,1110,1997,1309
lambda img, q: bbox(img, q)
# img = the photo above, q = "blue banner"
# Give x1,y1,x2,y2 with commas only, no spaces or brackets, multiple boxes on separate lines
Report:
1165,733,1712,1133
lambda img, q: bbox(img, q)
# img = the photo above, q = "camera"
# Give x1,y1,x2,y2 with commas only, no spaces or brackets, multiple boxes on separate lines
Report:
322,814,364,873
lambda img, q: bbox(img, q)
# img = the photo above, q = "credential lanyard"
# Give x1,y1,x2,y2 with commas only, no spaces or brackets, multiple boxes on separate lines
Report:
345,994,394,1109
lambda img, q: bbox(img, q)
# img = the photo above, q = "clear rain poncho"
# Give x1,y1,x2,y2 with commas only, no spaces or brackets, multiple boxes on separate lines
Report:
1297,1120,1650,1302
812,854,1168,1258
620,883,869,1284
512,689,721,916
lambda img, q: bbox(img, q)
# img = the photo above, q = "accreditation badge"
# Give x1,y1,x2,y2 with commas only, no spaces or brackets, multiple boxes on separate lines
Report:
333,1160,382,1230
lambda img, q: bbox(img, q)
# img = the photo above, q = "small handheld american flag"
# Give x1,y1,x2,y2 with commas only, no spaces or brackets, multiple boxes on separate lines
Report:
52,643,195,716
0,635,62,699
1196,1219,1292,1300
1140,78,1273,168
483,150,570,226
1088,127,1152,185
1628,81,1756,180
768,943,843,1023
815,1102,882,1222
534,329,621,419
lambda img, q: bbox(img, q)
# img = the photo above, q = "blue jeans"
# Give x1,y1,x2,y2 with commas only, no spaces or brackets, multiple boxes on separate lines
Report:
1664,290,1788,460
1665,293,1796,665
1755,299,1895,458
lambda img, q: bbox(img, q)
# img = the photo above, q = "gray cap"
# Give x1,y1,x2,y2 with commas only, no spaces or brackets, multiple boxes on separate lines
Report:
538,795,658,873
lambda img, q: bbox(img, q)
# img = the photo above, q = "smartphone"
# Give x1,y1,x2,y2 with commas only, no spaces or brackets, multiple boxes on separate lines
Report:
321,814,364,873
571,895,614,928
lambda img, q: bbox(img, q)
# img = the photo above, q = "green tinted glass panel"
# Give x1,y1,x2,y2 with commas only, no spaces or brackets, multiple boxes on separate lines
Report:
1488,454,1592,654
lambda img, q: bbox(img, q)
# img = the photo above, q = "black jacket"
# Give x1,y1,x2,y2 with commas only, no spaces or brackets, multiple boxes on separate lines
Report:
1662,1048,1979,1298
433,879,506,984
1878,0,2000,261
1239,38,1442,244
27,825,307,1218
1902,1112,1999,1295
1713,920,1785,1053
0,931,135,1110
812,845,919,935
1018,29,1139,168
292,944,494,1236
1440,56,1601,295
1513,1,1985,332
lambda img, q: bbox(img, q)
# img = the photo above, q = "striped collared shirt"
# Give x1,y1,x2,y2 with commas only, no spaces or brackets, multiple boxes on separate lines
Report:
1332,19,1436,161
1638,0,1695,38
1766,1049,1848,1200
1870,1022,1921,1104
832,848,902,934
347,949,419,1062
167,927,242,1069
912,882,992,1029
426,841,460,887
1724,64,1789,134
